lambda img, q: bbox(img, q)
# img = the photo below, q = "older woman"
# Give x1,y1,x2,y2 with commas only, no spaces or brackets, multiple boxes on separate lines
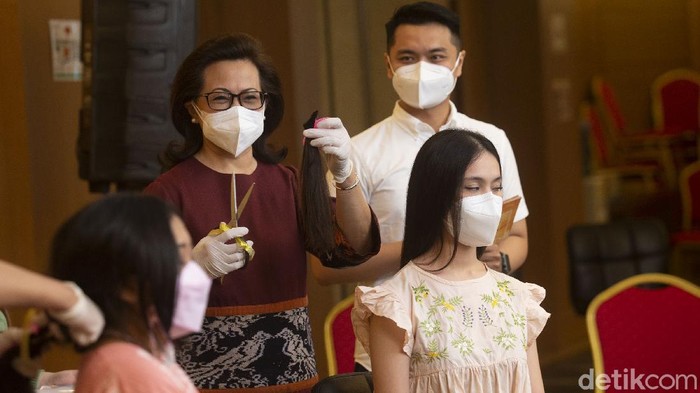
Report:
144,33,379,392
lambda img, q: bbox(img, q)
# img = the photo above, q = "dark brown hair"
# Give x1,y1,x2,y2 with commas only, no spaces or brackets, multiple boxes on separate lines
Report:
162,33,287,170
299,112,336,260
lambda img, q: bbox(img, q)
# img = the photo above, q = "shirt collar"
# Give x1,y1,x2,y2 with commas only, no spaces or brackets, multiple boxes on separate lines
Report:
391,101,460,139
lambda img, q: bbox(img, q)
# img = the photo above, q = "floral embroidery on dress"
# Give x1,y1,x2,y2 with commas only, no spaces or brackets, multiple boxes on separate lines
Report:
460,306,474,328
431,294,461,313
411,275,532,365
451,333,475,355
419,318,442,337
478,304,494,327
354,264,550,392
494,328,519,350
425,339,448,362
412,282,430,303
497,280,514,297
482,289,506,309
512,313,526,329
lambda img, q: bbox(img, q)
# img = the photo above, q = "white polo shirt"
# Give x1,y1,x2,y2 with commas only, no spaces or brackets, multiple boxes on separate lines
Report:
350,101,530,369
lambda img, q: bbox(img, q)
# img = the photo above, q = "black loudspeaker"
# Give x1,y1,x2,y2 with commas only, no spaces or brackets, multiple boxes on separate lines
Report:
78,0,197,192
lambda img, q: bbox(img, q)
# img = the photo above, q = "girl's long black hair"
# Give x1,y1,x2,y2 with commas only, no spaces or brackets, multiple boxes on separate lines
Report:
401,129,500,270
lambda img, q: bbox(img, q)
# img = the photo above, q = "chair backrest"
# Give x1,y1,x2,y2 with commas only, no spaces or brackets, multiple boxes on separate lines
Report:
567,218,669,315
651,68,700,131
586,273,700,393
580,101,614,169
312,372,373,393
591,76,628,138
679,160,700,230
323,295,356,376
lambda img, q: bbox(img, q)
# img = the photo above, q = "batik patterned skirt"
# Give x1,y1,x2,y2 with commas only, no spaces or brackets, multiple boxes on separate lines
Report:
177,297,319,392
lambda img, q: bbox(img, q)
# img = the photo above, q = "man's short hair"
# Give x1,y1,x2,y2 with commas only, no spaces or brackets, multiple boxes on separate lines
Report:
385,1,461,50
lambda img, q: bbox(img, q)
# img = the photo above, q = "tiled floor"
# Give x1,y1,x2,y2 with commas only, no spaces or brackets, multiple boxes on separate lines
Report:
541,348,594,393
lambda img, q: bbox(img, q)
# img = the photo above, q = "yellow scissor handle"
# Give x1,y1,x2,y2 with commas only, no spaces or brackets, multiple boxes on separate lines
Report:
20,308,38,363
208,222,255,261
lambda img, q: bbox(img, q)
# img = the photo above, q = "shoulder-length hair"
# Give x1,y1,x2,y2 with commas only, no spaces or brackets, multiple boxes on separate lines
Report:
163,33,286,170
50,194,181,348
401,129,501,269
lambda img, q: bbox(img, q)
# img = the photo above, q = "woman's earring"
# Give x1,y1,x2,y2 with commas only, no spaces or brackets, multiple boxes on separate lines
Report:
191,118,197,124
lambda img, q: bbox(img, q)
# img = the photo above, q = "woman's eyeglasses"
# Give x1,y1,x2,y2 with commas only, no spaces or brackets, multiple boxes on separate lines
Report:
198,89,267,111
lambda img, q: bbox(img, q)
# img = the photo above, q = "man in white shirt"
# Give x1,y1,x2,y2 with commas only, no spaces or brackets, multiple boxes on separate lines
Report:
311,1,529,372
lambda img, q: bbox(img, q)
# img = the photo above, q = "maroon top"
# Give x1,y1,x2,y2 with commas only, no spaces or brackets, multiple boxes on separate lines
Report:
145,157,307,306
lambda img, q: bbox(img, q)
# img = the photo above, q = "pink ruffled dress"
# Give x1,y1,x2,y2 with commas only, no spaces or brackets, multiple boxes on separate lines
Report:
352,263,550,393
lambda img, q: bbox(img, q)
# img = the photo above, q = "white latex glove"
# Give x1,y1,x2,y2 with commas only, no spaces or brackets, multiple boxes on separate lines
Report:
302,117,353,183
47,282,105,346
193,225,253,278
0,327,22,355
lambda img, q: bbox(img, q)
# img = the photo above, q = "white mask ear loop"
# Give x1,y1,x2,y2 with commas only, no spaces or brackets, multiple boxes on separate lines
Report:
451,52,464,73
385,54,397,75
190,102,206,124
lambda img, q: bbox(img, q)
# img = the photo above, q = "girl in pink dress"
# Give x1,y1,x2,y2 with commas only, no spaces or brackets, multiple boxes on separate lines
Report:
353,130,549,393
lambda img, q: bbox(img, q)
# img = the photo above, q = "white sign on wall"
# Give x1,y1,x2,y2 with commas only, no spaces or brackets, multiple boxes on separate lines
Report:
49,19,82,82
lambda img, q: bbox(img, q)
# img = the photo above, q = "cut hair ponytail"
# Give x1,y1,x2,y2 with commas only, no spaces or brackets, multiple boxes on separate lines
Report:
300,111,336,261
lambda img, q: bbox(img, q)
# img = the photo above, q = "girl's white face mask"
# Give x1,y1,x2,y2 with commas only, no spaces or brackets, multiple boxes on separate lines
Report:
445,192,503,247
193,104,265,157
388,55,461,109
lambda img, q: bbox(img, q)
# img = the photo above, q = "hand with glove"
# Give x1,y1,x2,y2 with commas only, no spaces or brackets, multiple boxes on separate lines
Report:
193,224,254,279
0,327,22,356
47,282,105,346
302,117,354,184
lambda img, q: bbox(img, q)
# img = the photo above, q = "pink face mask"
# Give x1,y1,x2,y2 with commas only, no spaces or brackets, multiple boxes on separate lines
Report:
169,261,212,339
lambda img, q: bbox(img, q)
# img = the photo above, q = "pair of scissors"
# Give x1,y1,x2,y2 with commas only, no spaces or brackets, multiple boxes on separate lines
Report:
228,174,255,229
209,175,256,282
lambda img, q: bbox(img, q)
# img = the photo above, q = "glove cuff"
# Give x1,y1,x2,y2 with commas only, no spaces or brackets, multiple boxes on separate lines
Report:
332,159,353,184
48,282,85,323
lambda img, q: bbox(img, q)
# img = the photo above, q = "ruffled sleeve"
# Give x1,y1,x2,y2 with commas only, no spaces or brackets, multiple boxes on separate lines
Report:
524,283,550,348
351,285,414,357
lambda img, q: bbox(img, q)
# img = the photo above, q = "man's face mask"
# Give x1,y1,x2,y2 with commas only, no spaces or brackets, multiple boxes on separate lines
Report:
388,54,462,109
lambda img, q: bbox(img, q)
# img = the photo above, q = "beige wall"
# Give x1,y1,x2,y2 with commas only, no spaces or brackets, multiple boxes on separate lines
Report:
18,1,100,269
3,0,699,378
0,0,36,269
1,0,95,371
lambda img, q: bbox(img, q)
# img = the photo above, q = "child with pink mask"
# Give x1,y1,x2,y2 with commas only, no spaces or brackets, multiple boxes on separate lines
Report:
50,194,210,393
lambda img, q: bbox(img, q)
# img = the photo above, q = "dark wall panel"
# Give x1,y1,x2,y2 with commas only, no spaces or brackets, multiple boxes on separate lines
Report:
79,0,197,192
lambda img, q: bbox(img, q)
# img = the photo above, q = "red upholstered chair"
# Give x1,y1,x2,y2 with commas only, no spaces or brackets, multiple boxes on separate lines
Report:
579,102,661,192
591,76,687,187
651,68,700,161
651,69,700,131
323,295,355,376
586,273,700,393
671,161,700,281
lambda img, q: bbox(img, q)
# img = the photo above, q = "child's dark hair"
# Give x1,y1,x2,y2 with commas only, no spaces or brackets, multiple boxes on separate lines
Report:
401,129,500,270
50,194,181,352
